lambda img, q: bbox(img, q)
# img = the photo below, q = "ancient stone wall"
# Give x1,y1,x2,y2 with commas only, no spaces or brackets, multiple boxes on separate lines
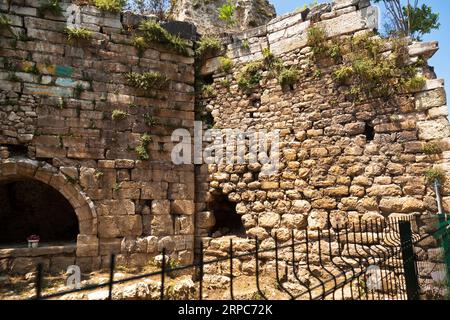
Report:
1,0,449,296
196,0,450,295
0,0,196,273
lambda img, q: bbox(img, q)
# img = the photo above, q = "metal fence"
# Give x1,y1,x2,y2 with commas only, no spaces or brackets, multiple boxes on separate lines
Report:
29,216,448,301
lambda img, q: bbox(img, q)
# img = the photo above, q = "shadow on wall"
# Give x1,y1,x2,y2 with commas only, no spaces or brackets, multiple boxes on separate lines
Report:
209,194,245,237
0,179,79,245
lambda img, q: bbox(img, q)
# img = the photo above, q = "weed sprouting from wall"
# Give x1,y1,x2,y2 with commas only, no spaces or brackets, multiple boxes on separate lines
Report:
64,27,92,42
135,133,152,160
125,71,169,90
422,142,442,155
307,27,428,101
111,109,129,121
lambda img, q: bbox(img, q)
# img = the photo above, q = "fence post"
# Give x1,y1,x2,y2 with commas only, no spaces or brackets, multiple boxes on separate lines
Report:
399,220,420,300
35,263,43,300
108,254,115,300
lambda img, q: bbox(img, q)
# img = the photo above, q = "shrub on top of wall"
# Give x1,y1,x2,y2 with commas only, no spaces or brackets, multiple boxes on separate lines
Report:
136,20,190,56
196,36,222,58
125,71,169,90
92,0,126,12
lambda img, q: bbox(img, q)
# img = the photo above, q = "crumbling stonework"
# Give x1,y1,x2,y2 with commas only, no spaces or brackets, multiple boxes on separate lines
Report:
195,0,450,291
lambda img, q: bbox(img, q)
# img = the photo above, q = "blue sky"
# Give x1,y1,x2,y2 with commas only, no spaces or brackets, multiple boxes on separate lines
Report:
271,0,449,100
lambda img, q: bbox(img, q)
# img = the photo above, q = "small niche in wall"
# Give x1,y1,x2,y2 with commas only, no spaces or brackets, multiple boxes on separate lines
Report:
200,74,214,85
210,194,245,237
364,122,375,141
3,144,28,157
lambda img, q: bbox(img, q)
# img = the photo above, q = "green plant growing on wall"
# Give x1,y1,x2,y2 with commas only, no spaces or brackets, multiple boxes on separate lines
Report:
279,67,299,88
37,0,63,17
143,113,159,127
135,133,152,160
236,61,264,91
218,56,233,73
125,71,169,90
136,20,189,56
111,109,129,121
220,78,231,89
218,0,236,26
333,65,353,84
241,39,250,50
425,167,445,183
401,74,426,92
195,36,222,58
201,84,216,98
64,27,92,42
422,142,442,155
92,0,125,12
307,26,328,58
74,83,84,99
131,36,148,56
316,31,428,101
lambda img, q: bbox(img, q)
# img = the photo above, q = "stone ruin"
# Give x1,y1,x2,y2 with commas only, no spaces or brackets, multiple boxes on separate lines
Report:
0,0,449,297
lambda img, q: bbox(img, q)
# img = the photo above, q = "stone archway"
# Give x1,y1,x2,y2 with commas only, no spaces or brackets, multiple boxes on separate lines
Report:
0,157,98,258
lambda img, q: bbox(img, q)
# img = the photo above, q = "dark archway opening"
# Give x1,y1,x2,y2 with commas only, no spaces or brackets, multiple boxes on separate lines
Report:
0,179,79,246
210,195,245,237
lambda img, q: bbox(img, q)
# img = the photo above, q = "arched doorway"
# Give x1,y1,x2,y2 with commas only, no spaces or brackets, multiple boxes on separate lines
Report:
0,178,79,245
0,158,98,249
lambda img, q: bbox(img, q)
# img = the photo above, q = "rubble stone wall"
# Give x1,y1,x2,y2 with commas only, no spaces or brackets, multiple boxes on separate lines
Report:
0,0,196,273
196,0,450,296
0,0,449,298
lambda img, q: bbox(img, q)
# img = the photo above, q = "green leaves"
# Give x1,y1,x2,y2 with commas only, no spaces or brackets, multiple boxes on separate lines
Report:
64,27,92,42
195,36,222,58
92,0,126,12
218,0,237,26
137,20,189,56
374,0,439,40
404,3,440,40
125,71,169,90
